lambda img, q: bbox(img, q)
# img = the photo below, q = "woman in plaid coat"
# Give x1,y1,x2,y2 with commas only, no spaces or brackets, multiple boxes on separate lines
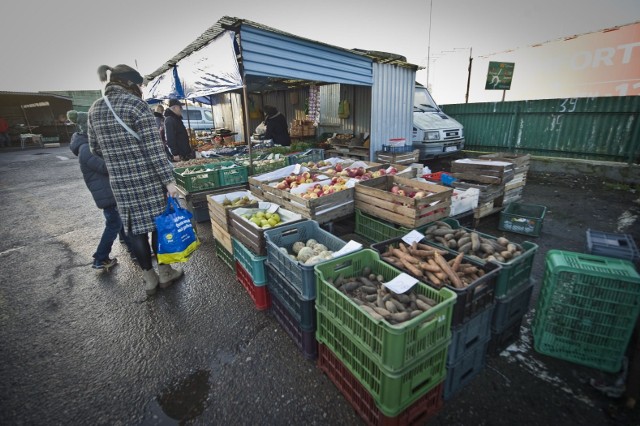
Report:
88,64,184,296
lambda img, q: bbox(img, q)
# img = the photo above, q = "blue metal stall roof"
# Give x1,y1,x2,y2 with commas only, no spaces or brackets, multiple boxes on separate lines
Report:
239,25,373,86
144,16,418,91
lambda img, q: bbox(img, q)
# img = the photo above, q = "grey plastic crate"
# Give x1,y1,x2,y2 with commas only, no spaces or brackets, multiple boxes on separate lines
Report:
444,337,489,401
492,281,533,334
586,229,639,262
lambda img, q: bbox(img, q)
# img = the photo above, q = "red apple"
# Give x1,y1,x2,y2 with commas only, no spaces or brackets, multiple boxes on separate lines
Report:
335,163,343,172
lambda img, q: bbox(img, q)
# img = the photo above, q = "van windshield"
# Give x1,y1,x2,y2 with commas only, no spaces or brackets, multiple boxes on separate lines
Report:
203,110,213,121
414,87,439,110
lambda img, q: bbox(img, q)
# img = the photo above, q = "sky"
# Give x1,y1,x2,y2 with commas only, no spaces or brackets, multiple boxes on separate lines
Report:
1,0,639,104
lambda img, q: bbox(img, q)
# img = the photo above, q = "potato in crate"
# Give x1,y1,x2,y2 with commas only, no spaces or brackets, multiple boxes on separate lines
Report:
314,249,456,372
371,238,501,327
421,218,538,299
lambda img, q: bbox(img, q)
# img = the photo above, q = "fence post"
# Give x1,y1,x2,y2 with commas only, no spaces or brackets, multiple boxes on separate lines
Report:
629,112,640,165
507,104,520,152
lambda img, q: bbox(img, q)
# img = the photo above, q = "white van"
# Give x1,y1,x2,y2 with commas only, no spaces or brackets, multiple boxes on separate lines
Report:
412,83,464,160
182,106,214,131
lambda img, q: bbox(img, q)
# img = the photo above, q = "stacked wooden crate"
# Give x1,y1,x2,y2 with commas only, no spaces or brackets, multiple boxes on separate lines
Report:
478,153,531,206
450,158,515,221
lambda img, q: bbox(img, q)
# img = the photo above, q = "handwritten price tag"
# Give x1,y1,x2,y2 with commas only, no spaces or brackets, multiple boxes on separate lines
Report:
385,273,418,294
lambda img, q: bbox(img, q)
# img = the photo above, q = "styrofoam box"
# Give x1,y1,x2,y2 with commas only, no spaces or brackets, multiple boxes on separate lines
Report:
450,187,480,216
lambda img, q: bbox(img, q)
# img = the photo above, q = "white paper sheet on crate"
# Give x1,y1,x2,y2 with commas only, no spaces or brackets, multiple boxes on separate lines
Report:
385,273,419,294
210,190,260,204
253,164,309,182
332,240,362,258
402,230,425,245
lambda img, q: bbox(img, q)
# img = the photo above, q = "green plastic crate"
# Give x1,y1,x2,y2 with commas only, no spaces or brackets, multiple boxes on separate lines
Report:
532,250,640,372
316,310,449,417
423,218,538,299
355,209,429,243
498,202,547,237
214,238,234,270
173,161,248,192
314,249,456,372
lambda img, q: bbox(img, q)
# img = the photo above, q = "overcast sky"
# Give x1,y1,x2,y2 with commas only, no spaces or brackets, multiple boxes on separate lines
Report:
1,0,638,103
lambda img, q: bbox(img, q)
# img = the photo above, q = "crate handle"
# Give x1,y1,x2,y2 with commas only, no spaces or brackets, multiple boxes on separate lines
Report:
331,259,353,272
410,375,435,394
281,228,301,237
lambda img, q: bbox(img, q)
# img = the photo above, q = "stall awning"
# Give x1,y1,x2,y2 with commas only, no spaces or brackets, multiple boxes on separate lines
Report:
239,24,373,87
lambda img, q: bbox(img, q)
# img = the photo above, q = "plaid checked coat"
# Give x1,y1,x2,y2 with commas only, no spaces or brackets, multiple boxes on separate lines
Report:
88,85,175,235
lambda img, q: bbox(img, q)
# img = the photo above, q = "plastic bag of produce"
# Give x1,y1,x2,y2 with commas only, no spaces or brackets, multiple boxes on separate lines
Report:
155,197,200,264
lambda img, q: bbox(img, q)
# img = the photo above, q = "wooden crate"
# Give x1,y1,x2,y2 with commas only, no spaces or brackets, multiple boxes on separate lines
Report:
452,180,504,204
478,152,530,175
211,219,233,254
228,204,304,256
207,190,261,232
258,183,355,225
451,159,515,185
354,175,452,228
375,149,420,165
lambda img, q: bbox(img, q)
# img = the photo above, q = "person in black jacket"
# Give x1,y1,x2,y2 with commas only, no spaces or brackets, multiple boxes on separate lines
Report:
164,99,194,161
263,105,291,146
68,110,130,270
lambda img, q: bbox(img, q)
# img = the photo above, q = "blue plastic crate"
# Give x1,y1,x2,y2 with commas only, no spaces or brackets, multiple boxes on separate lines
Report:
232,238,267,286
266,263,316,330
264,220,352,300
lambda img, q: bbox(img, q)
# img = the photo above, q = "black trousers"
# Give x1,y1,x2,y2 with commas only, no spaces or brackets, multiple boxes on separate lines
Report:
128,230,158,271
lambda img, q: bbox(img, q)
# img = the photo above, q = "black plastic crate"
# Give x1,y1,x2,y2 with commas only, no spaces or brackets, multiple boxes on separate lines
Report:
371,237,501,327
492,281,533,334
448,304,494,365
444,337,489,401
270,291,317,360
488,315,524,356
586,229,640,262
265,263,316,331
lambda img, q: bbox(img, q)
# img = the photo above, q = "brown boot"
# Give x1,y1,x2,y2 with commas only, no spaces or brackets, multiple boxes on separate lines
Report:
143,269,159,295
158,264,184,289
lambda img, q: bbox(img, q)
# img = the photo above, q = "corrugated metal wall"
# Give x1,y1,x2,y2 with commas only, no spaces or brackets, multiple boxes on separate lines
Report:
370,63,414,154
318,84,372,138
240,25,373,86
443,96,640,163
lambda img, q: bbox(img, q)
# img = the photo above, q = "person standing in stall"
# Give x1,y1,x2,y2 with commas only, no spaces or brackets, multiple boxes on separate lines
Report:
164,99,195,161
262,105,291,147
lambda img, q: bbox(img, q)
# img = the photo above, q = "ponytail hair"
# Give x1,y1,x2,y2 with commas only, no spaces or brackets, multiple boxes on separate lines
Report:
97,65,112,83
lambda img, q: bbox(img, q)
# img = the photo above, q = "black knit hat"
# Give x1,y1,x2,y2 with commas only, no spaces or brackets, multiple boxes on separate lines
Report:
97,64,144,85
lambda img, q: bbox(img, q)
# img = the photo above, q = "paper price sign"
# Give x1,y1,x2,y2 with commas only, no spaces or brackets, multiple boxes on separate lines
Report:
385,273,419,294
267,204,279,214
402,230,425,245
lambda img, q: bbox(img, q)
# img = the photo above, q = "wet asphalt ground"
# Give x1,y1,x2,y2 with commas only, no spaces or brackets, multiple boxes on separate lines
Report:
1,146,639,425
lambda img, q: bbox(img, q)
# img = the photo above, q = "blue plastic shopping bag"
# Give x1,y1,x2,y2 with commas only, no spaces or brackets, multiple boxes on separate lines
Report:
155,197,200,264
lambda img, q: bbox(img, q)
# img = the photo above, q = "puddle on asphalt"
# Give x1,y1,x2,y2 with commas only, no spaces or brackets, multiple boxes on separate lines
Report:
145,369,211,424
